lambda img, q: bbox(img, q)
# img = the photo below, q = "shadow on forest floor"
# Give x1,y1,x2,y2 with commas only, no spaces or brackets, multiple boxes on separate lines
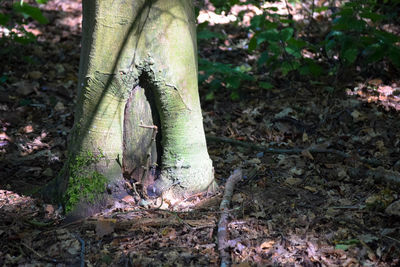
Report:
0,0,400,266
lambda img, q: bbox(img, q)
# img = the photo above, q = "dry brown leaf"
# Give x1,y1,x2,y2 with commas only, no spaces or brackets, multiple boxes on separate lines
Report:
368,78,383,86
260,240,275,250
95,219,116,238
385,200,400,216
304,186,317,193
285,177,302,186
28,71,43,80
161,227,177,240
301,149,314,160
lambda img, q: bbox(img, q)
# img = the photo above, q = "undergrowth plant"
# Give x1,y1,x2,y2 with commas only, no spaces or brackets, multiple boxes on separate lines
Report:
197,0,400,99
0,0,48,47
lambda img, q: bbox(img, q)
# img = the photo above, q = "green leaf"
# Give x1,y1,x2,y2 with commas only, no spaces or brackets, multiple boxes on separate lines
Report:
299,59,323,77
198,74,208,83
250,14,264,29
315,6,329,13
258,29,280,44
210,79,221,90
333,16,366,32
258,51,269,66
280,61,297,76
230,91,240,101
36,0,48,4
265,7,278,12
19,98,32,106
13,32,36,44
360,11,384,22
226,76,241,89
326,30,343,39
248,36,258,52
335,244,350,251
389,46,400,68
0,13,10,25
268,42,281,55
13,2,49,24
205,91,215,101
197,30,224,40
362,43,386,62
287,37,307,49
374,30,399,44
279,19,295,24
197,21,209,31
0,75,8,83
308,62,323,76
325,40,337,56
259,81,273,90
264,21,278,30
235,64,252,73
335,244,351,251
280,28,294,42
343,48,358,63
285,46,302,58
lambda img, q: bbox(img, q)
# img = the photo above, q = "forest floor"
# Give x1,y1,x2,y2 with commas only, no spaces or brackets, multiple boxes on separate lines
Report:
1,0,400,266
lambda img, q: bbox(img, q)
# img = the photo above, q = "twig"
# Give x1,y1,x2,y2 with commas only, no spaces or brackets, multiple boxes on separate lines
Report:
21,242,44,259
73,234,85,267
284,0,293,19
206,135,381,166
218,169,243,267
139,123,158,197
348,167,400,186
383,235,400,244
20,242,59,263
138,124,158,131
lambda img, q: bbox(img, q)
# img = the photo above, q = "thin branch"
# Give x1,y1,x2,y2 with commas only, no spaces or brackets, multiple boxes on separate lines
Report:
206,135,381,166
218,169,243,267
73,234,85,267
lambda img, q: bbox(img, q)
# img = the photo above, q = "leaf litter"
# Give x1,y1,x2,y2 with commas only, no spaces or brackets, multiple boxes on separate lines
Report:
0,0,399,266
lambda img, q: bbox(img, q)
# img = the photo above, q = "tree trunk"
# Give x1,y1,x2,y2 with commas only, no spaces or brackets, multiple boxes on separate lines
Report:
44,0,214,217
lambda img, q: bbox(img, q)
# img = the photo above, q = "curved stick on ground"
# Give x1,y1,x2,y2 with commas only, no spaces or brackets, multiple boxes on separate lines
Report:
206,135,381,166
218,169,243,267
73,234,85,267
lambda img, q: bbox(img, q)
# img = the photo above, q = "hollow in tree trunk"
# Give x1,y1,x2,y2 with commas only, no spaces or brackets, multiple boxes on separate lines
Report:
43,0,215,217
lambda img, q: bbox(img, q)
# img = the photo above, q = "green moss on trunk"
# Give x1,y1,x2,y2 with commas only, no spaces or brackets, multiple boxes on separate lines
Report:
64,151,108,213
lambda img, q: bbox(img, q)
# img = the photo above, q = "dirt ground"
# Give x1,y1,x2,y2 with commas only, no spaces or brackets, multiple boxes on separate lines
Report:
0,0,399,266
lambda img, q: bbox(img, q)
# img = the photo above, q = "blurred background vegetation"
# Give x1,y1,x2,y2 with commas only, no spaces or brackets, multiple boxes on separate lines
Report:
1,0,399,100
196,0,400,100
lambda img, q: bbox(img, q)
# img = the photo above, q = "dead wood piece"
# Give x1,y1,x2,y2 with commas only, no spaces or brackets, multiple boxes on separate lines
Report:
73,234,85,267
206,135,381,166
348,167,400,186
218,169,243,267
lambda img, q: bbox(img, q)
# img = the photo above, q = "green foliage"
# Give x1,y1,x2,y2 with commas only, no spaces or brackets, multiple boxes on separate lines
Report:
198,58,254,100
335,239,360,251
0,1,48,45
248,8,324,77
197,0,400,98
64,151,108,213
324,0,400,68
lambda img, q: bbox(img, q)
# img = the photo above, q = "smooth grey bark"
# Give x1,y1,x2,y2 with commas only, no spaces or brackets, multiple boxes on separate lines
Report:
43,0,215,217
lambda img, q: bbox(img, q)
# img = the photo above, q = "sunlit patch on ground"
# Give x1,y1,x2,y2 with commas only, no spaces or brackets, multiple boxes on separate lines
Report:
348,79,400,111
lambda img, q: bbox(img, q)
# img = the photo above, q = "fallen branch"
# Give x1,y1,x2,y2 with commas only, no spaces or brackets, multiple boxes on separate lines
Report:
206,135,381,166
73,234,85,267
348,167,400,186
218,169,243,267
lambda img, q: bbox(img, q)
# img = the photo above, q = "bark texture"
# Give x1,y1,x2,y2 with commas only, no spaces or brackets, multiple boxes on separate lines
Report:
44,0,214,216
